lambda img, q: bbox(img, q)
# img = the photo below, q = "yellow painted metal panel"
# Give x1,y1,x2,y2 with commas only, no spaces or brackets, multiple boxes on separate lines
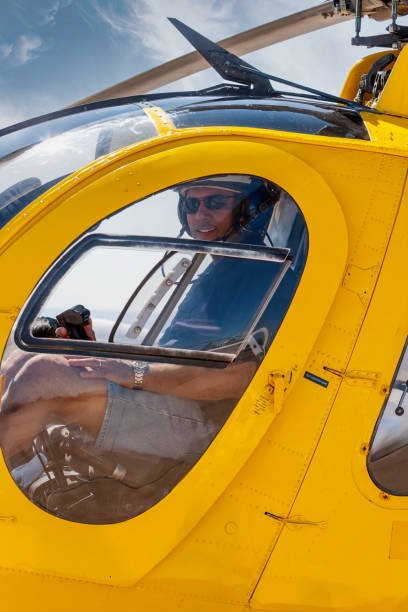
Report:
1,118,408,610
251,157,408,610
143,106,176,136
362,112,408,150
390,522,408,560
376,44,408,117
0,130,347,599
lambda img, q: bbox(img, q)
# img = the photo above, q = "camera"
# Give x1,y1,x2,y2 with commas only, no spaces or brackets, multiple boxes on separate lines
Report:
56,304,91,340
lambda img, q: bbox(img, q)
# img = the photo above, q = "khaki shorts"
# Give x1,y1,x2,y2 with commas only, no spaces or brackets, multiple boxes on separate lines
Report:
95,382,218,460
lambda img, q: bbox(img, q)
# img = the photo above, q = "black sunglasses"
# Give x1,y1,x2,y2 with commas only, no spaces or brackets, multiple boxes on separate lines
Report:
181,193,239,214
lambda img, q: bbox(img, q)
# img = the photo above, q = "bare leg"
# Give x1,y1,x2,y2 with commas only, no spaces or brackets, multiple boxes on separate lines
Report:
0,353,109,459
0,393,108,460
1,353,107,412
0,348,34,396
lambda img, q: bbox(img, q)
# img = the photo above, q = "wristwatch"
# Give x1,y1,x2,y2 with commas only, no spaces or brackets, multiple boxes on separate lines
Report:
132,361,149,390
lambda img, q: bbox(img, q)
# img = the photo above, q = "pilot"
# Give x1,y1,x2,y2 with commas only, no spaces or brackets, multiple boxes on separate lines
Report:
160,175,278,351
0,176,280,465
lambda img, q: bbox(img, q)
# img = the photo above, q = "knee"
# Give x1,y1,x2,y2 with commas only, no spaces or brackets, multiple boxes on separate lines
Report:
25,353,67,379
4,354,71,409
20,353,68,390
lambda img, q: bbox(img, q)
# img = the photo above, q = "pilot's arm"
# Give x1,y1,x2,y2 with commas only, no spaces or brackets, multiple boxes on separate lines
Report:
66,357,257,401
0,352,257,418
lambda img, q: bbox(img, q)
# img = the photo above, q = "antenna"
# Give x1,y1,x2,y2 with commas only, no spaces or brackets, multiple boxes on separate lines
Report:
168,18,274,96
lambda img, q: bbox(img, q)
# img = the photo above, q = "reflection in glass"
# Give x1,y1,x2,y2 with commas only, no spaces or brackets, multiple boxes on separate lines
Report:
0,107,157,229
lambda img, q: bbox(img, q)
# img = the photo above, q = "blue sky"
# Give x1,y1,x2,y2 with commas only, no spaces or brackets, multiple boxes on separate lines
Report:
0,0,400,129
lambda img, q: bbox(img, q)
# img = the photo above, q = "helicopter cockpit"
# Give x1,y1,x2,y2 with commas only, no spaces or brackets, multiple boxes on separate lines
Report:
0,173,307,524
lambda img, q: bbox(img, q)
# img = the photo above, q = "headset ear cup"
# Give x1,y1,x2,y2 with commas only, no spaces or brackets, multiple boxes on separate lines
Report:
177,198,190,235
238,196,251,227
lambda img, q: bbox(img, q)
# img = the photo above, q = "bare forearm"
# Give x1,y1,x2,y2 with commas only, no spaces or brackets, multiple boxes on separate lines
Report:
67,356,257,401
2,354,107,412
144,361,256,400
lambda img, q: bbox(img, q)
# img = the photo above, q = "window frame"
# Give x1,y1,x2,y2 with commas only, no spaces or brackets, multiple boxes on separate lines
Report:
15,233,292,367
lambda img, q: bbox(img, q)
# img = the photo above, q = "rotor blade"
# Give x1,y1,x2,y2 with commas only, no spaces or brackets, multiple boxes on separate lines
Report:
73,1,352,105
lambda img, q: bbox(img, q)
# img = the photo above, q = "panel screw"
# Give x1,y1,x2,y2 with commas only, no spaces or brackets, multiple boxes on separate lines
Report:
396,406,404,416
224,521,237,535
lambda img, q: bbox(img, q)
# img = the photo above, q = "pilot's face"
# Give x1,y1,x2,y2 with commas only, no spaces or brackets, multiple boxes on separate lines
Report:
183,186,241,241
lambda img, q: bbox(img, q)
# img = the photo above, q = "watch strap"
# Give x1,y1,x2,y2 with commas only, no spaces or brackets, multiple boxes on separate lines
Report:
132,361,149,390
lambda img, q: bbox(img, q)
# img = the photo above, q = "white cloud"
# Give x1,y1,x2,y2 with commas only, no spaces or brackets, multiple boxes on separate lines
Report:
0,43,13,60
15,34,43,64
41,0,73,25
0,34,44,66
151,1,392,96
91,0,240,60
89,0,370,95
4,0,405,121
244,12,388,95
87,0,322,94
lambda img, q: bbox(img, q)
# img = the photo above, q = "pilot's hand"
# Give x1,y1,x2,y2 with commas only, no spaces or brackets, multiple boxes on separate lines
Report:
56,318,96,341
66,356,133,387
